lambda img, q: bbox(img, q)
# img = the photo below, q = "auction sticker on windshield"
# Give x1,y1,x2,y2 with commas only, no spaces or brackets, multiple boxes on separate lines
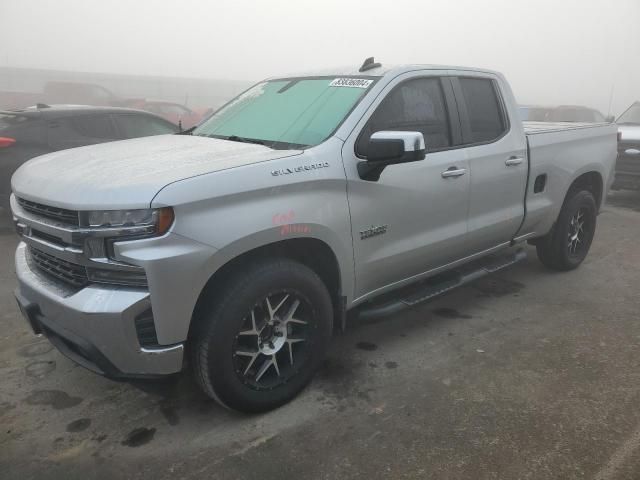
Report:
329,78,373,88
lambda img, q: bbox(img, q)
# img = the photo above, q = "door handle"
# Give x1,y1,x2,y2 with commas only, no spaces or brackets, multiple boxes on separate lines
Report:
624,148,640,156
505,156,524,166
441,167,467,178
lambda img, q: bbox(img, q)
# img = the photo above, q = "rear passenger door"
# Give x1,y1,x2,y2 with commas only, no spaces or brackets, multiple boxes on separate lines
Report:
451,75,527,253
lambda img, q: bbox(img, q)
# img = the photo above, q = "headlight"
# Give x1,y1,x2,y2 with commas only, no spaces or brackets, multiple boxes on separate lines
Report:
85,207,174,235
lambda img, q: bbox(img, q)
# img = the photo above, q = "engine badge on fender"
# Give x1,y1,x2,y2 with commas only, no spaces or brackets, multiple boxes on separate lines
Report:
359,224,388,240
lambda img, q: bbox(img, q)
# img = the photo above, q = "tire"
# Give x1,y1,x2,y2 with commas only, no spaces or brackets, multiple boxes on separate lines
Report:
190,258,333,413
536,190,597,271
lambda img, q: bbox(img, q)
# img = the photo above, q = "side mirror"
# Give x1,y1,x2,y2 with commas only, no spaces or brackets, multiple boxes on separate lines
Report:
605,115,616,123
358,131,426,181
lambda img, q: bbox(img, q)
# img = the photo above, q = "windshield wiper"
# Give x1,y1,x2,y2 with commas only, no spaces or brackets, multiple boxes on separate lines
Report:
199,133,294,149
176,125,196,135
225,135,268,146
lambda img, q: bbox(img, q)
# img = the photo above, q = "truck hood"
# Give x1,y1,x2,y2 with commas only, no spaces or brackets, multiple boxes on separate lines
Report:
12,135,302,210
618,124,640,143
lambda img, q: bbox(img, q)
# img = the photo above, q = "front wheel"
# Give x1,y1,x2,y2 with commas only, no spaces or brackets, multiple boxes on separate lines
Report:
190,259,333,413
536,190,597,271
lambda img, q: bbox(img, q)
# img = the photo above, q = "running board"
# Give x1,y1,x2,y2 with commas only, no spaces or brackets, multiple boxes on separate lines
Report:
356,248,527,321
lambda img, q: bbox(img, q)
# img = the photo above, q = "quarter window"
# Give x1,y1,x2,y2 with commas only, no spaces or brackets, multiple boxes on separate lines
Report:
457,78,506,143
356,77,451,157
69,115,116,139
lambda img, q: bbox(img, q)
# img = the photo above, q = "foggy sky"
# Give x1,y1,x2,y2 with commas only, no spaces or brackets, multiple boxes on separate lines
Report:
1,0,639,114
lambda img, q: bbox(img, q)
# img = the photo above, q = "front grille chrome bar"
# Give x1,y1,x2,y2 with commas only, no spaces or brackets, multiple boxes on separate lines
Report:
29,247,89,288
13,201,156,246
17,197,80,226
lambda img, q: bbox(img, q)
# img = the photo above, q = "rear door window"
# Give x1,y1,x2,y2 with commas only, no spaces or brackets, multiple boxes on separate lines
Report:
69,114,117,139
456,78,507,144
112,114,178,139
48,114,118,150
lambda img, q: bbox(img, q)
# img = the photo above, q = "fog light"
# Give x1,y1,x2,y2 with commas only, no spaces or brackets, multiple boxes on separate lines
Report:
87,267,148,287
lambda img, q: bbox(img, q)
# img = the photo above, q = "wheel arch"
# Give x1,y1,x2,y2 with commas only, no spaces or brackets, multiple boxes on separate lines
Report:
188,236,346,341
565,170,604,211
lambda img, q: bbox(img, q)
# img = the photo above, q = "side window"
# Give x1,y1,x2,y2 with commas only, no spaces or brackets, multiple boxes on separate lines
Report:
113,114,178,139
457,78,506,144
68,115,116,139
356,77,451,157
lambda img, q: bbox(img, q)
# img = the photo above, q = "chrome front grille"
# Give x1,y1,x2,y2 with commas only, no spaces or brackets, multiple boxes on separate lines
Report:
29,246,89,288
17,197,79,226
13,196,149,289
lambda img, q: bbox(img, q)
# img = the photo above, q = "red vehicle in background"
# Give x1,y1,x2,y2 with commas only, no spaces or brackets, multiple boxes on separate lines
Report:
0,81,121,110
124,99,211,129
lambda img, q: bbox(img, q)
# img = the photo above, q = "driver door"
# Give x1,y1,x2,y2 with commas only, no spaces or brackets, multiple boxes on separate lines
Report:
342,73,471,300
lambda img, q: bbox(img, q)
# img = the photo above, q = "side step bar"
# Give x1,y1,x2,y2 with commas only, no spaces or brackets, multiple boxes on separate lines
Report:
356,248,527,321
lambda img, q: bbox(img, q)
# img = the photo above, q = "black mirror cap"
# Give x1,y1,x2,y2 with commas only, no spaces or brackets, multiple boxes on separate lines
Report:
357,131,426,181
366,135,426,163
358,143,426,181
367,137,405,162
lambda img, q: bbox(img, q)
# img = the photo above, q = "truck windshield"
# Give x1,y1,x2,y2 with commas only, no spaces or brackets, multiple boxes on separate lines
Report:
618,103,640,124
193,77,376,149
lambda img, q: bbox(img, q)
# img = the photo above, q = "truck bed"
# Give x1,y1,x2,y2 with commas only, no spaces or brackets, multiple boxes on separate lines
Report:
523,121,612,135
519,120,617,239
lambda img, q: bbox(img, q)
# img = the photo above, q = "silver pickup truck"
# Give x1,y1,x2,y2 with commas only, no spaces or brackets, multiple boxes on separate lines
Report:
11,60,617,412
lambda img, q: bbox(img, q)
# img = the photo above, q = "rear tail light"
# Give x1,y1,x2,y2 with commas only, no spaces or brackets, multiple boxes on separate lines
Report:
0,137,16,148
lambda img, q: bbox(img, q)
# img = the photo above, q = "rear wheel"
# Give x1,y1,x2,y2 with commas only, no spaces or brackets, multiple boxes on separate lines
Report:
191,259,333,413
536,190,597,271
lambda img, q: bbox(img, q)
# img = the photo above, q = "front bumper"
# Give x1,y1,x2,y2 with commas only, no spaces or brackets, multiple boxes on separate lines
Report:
14,242,184,378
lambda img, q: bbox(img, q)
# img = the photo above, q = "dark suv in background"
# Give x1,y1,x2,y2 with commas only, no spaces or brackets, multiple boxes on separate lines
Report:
0,104,178,225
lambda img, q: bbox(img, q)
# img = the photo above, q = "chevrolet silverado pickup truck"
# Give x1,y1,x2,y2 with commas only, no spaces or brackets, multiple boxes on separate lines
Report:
11,59,617,412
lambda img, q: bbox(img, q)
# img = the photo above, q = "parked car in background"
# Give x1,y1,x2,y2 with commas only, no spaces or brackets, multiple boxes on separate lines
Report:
518,105,554,121
0,104,179,221
0,91,45,111
42,81,123,107
546,105,607,123
11,61,617,412
124,99,207,129
519,105,609,123
612,101,640,191
0,81,124,111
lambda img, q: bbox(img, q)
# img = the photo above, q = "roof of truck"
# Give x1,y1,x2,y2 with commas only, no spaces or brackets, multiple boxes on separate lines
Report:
269,63,501,80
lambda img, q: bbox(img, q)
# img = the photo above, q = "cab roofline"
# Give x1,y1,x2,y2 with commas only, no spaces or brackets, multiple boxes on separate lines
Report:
265,63,502,82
